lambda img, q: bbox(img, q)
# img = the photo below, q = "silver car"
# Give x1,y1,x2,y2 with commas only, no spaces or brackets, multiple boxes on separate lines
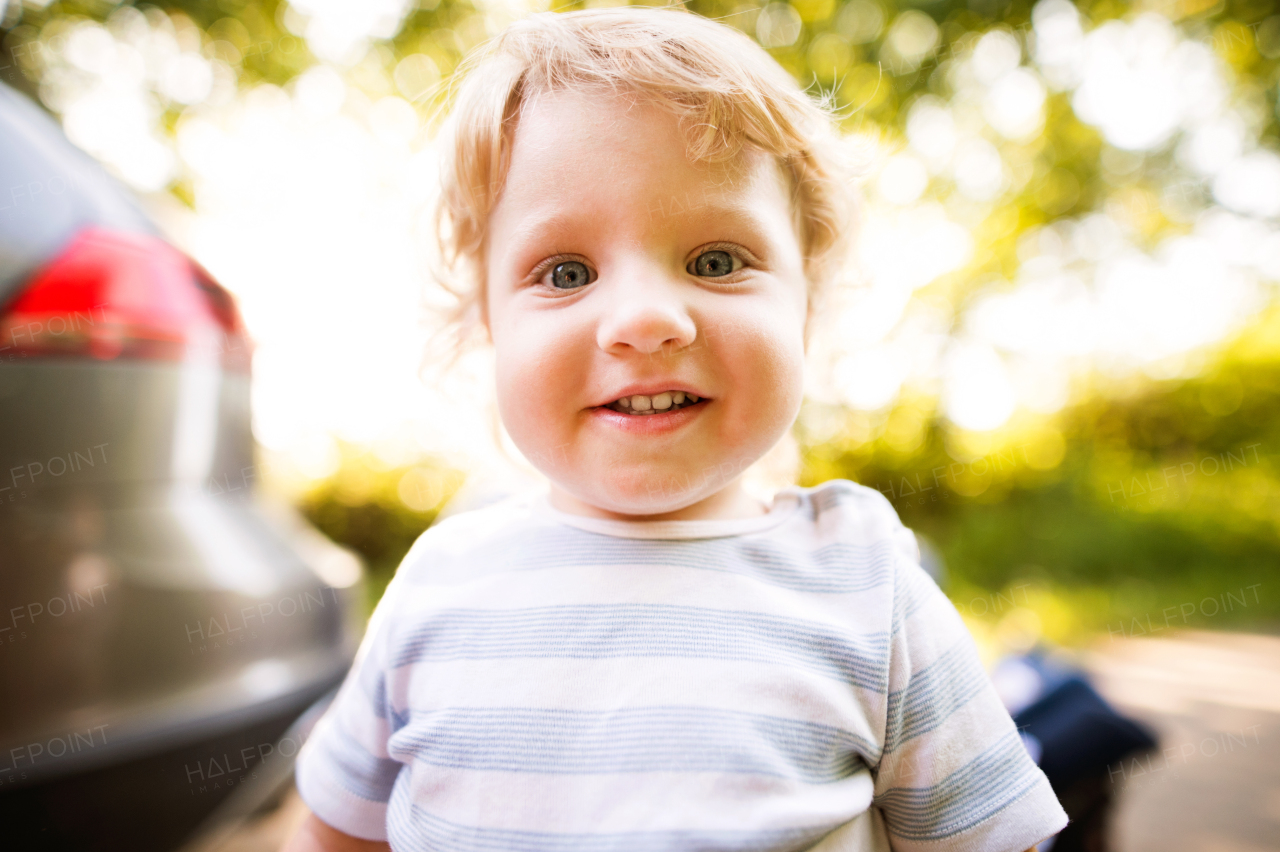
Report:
0,79,366,850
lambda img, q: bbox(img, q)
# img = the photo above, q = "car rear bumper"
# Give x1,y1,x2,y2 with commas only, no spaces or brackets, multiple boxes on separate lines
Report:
0,675,346,852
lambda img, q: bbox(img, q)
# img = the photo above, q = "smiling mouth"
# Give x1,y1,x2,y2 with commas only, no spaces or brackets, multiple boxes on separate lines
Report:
602,391,704,415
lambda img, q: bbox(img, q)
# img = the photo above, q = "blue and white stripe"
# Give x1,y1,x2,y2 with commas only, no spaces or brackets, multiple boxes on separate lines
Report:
389,604,891,690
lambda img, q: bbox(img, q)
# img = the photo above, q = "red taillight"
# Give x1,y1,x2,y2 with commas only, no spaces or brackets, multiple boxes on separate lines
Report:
0,226,251,371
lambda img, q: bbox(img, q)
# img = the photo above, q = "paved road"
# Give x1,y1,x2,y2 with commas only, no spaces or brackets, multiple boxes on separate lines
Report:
1083,630,1280,852
201,789,308,852
208,630,1280,852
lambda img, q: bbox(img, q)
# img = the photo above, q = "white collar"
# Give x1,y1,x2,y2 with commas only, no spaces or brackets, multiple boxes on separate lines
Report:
529,487,803,540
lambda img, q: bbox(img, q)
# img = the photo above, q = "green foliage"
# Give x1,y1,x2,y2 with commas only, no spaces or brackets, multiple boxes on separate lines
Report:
799,311,1280,641
295,443,466,615
7,0,315,85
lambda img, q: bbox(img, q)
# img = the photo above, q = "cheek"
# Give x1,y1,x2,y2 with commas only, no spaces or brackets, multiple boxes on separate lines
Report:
719,307,806,418
491,316,584,433
494,338,550,428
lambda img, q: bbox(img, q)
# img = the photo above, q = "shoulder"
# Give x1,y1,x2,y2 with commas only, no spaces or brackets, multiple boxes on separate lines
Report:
389,487,549,583
792,480,943,631
791,479,920,563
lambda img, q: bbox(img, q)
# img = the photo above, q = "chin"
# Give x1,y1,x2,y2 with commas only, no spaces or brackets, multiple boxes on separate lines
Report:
575,471,711,519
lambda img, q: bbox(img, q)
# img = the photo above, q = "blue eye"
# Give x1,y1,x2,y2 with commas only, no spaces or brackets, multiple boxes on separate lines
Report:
691,250,738,277
550,260,592,289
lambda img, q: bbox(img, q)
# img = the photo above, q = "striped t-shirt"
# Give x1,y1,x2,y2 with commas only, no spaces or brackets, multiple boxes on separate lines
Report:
295,479,1068,851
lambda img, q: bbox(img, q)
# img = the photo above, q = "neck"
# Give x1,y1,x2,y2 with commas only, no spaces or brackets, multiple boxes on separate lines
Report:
549,480,767,522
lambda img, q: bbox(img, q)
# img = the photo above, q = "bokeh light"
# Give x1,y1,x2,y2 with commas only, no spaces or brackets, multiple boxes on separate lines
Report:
6,0,1279,637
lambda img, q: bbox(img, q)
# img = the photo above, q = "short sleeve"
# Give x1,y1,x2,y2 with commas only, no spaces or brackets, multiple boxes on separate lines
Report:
870,500,1069,852
295,569,407,840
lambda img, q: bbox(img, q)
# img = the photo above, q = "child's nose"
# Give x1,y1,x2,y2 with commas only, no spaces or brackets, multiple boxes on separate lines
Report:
595,271,698,357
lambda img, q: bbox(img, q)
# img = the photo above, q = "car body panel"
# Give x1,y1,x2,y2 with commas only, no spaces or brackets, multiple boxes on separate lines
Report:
0,80,158,300
0,79,367,849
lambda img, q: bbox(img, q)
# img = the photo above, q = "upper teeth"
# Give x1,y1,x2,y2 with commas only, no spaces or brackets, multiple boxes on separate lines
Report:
609,391,700,414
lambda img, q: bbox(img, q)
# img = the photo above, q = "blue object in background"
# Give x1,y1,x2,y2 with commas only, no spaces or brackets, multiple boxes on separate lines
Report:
992,648,1159,852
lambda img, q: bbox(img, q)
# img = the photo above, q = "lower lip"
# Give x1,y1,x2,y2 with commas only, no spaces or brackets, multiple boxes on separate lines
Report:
587,401,708,434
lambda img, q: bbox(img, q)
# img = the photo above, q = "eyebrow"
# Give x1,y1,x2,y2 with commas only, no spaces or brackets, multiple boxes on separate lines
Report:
506,200,778,261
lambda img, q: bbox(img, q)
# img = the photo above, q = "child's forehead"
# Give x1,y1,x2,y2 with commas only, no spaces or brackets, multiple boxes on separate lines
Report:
484,85,802,257
511,85,772,189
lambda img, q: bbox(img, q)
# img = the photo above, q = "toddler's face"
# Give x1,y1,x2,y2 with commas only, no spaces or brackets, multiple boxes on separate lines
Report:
483,87,808,520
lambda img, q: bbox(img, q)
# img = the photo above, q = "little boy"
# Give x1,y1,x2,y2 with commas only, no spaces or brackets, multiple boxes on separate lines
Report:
285,7,1069,851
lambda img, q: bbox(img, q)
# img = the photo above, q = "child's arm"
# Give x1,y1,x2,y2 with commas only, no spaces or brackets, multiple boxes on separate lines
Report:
282,810,392,852
290,559,417,849
869,492,1068,852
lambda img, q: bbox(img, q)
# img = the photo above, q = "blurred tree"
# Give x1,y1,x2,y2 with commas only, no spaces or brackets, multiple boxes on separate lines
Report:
295,441,465,614
4,0,1277,640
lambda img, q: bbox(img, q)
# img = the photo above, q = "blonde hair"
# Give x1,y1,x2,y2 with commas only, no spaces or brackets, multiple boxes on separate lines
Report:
425,4,861,367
